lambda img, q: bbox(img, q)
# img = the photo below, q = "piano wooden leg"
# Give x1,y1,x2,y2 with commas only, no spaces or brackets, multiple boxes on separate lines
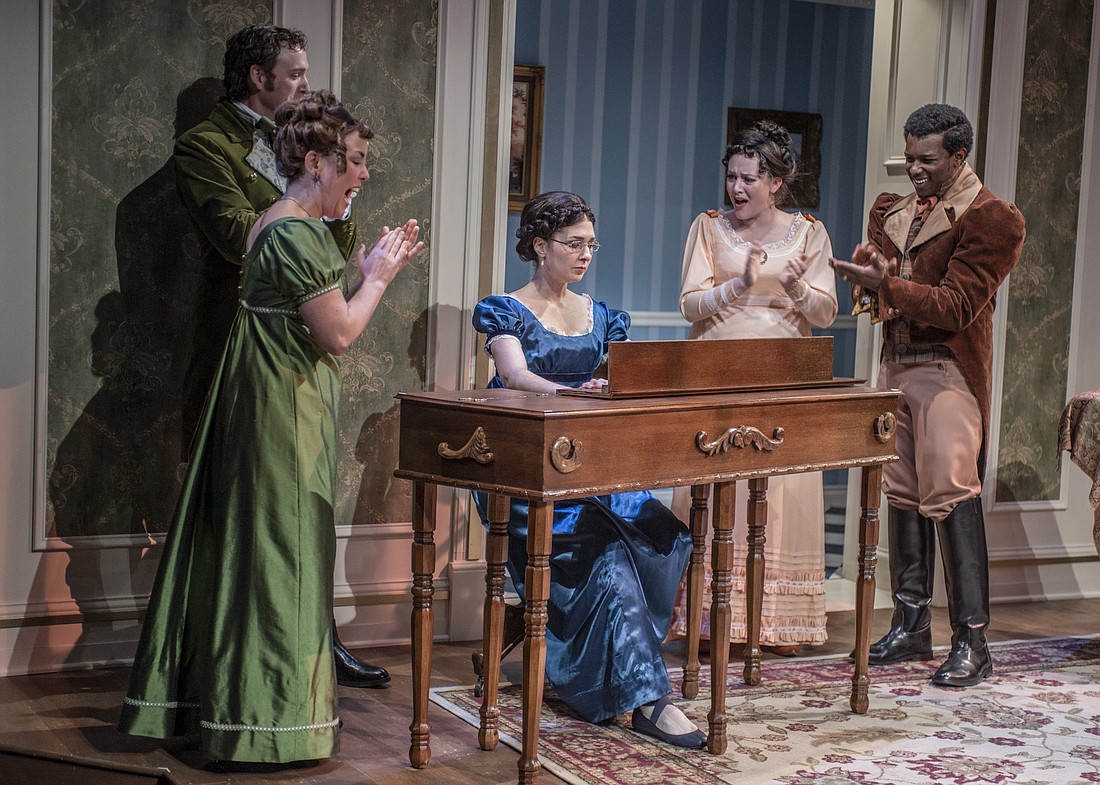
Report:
479,493,511,750
519,500,553,784
682,483,710,700
707,480,734,755
852,464,882,714
409,481,437,769
743,477,768,686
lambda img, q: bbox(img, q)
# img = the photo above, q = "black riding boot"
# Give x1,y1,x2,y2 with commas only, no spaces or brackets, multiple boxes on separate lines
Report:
332,618,391,688
932,497,992,687
868,506,936,665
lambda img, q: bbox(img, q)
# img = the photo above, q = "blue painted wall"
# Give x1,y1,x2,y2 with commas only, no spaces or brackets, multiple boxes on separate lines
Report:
506,0,874,377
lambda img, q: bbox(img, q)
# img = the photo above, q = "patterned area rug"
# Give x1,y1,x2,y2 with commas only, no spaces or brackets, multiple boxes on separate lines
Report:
430,637,1100,785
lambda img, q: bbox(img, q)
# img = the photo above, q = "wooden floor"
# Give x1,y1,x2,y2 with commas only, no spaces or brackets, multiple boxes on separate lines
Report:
1,597,1096,785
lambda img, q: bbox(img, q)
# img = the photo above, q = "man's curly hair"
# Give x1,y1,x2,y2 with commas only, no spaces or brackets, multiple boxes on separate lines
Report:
903,103,973,155
515,191,596,262
223,24,307,102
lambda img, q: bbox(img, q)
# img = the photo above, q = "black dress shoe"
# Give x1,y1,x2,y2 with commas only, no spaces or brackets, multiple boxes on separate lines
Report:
930,630,993,688
334,642,391,688
867,625,934,665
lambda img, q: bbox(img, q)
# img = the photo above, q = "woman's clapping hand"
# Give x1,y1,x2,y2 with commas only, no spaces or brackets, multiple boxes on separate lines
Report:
358,218,425,286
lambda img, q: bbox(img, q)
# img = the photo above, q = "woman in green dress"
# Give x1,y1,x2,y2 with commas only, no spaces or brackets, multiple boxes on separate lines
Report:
118,90,423,763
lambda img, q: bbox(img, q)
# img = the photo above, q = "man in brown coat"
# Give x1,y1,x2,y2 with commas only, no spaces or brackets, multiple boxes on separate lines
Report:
831,104,1025,687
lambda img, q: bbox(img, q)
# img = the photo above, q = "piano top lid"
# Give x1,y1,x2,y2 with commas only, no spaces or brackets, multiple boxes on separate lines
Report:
562,336,837,399
396,383,893,418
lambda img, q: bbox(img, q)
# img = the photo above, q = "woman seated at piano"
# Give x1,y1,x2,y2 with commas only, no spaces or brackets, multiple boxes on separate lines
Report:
471,190,704,749
671,121,838,656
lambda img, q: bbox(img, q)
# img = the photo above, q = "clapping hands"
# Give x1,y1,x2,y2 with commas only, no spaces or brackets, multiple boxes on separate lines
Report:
741,244,765,288
829,243,897,291
358,218,425,286
779,252,810,291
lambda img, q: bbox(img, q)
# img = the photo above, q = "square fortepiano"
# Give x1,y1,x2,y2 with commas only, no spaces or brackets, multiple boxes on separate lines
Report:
396,337,899,783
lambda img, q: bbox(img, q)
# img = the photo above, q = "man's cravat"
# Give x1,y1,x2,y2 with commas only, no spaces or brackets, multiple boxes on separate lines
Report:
256,116,277,146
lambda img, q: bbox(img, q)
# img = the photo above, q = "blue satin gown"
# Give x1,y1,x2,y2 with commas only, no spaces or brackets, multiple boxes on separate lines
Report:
472,294,692,723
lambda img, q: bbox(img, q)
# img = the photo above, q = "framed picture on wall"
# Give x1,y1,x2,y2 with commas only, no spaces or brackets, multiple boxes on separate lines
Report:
509,65,545,212
726,107,822,209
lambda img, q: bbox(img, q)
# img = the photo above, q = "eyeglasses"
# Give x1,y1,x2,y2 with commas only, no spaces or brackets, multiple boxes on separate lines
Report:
548,238,601,254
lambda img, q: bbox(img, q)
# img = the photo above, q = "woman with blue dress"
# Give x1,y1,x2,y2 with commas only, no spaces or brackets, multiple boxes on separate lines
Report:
472,191,703,748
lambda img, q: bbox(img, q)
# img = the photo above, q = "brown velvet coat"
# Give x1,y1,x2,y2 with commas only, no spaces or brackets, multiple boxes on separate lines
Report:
867,164,1025,474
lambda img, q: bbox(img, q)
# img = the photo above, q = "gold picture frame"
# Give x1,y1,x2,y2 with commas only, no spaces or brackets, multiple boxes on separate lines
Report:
726,107,822,209
509,65,545,212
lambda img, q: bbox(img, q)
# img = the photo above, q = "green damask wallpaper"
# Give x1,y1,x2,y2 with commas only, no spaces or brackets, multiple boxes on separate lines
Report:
995,0,1094,503
337,0,436,526
46,0,437,539
47,0,274,540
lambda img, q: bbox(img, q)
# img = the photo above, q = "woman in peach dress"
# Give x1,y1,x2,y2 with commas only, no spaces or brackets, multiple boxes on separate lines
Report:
670,122,838,655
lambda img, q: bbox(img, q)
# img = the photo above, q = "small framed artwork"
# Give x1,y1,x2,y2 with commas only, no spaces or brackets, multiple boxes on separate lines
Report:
726,107,823,209
509,65,545,212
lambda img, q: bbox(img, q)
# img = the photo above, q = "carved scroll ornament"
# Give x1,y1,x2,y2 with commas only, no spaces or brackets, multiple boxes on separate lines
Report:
438,426,494,464
873,412,897,444
696,425,785,456
550,436,584,473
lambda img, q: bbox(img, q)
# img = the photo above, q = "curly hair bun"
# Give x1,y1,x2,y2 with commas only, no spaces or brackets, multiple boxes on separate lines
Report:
274,89,340,126
272,90,371,180
753,120,791,150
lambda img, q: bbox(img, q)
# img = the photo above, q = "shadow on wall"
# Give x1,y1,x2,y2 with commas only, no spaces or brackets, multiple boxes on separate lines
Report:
27,77,224,672
353,305,435,524
342,303,462,646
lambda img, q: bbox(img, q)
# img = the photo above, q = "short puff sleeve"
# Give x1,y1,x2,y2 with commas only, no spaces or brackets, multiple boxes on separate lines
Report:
604,305,630,343
472,295,527,355
263,218,346,307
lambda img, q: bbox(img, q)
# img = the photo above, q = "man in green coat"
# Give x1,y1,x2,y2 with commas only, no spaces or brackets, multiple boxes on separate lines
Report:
175,24,357,445
174,23,389,690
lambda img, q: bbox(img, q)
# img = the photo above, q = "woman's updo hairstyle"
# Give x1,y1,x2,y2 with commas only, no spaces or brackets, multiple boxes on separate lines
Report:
722,120,798,206
515,191,596,263
273,89,373,180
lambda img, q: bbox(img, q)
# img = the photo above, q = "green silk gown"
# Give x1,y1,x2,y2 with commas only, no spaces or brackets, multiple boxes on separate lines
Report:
118,218,347,762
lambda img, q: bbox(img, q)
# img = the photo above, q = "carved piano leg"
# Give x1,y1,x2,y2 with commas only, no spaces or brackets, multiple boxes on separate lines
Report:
409,481,438,769
852,464,882,714
479,493,511,750
743,477,768,686
707,481,734,755
682,483,710,700
519,500,553,784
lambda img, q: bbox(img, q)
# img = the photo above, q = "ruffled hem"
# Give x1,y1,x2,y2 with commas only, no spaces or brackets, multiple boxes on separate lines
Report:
668,568,829,645
682,560,826,594
667,614,829,645
729,567,827,595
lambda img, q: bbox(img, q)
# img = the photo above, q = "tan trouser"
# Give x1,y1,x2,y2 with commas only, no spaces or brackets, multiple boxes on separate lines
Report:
877,358,983,523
